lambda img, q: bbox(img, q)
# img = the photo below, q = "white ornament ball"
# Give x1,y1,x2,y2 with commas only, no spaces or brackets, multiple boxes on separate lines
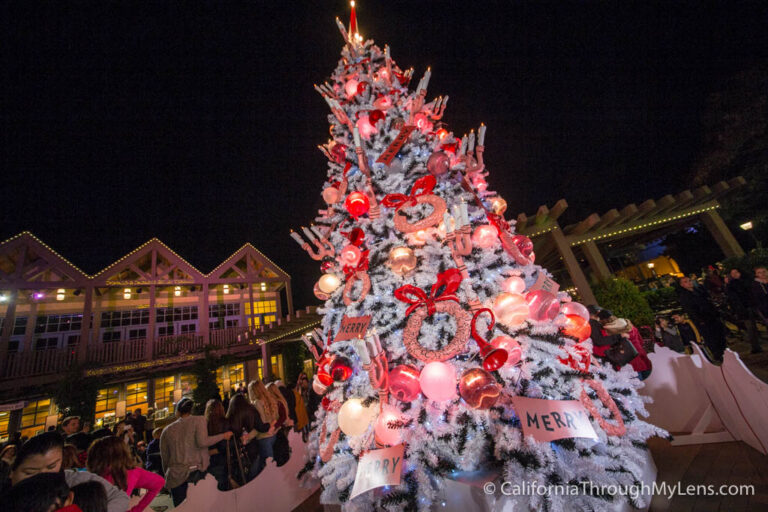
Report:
337,398,377,437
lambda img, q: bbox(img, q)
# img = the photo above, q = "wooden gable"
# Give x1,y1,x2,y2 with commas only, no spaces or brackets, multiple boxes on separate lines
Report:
207,243,289,284
0,232,87,288
93,239,204,286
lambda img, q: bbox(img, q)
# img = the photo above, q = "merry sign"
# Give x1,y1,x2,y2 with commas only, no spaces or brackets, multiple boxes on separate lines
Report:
529,271,559,295
334,315,372,342
351,444,405,499
511,396,598,442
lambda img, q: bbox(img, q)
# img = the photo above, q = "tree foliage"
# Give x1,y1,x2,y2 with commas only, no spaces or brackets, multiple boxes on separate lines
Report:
191,351,221,414
51,364,100,423
282,340,310,387
593,278,655,327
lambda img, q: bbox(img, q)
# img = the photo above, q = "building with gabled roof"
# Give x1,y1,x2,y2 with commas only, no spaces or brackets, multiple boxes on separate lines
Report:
0,232,319,440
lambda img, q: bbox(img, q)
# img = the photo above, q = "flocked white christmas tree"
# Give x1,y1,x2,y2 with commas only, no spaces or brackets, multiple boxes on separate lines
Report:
293,5,666,511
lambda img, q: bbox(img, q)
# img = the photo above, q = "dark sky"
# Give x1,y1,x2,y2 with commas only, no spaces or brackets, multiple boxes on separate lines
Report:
2,1,767,308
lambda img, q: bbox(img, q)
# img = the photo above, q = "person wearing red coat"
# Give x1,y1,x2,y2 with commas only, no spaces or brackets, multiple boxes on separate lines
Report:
600,313,653,379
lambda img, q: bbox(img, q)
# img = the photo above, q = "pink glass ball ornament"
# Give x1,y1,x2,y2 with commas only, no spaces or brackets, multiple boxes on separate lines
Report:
389,365,421,402
337,398,377,437
472,224,499,249
322,186,341,205
313,283,330,301
339,244,362,267
491,336,522,367
413,112,433,134
374,404,405,446
490,196,508,215
344,78,359,98
560,301,590,323
501,276,526,295
373,94,393,110
387,247,418,276
525,290,561,322
356,115,377,140
459,368,501,409
493,293,530,327
317,273,342,295
419,361,457,402
426,151,451,177
562,314,591,342
510,234,534,261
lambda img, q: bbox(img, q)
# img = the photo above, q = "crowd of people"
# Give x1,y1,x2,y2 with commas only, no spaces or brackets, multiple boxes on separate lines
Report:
0,374,318,512
653,265,768,362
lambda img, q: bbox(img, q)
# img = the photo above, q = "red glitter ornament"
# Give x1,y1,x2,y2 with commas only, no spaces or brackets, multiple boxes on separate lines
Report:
356,81,368,95
510,234,534,260
345,192,370,218
329,356,353,382
368,109,385,126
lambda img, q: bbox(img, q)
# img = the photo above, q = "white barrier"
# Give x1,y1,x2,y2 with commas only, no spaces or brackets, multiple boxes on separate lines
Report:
175,431,319,512
641,345,768,454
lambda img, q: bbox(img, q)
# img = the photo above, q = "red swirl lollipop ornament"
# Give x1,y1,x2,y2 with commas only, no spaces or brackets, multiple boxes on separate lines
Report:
383,175,447,233
471,308,508,372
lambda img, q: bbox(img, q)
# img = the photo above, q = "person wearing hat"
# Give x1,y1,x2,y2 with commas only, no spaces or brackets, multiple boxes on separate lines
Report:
160,398,233,506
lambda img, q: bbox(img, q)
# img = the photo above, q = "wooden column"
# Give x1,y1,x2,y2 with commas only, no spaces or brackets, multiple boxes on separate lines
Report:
248,283,255,328
581,241,612,282
285,279,294,317
199,283,210,343
699,210,745,259
24,302,38,352
146,285,156,361
0,290,18,376
550,227,597,305
261,342,271,382
91,295,103,344
77,287,94,363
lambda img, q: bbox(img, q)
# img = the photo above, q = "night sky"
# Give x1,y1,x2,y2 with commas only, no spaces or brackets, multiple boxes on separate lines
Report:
2,1,767,309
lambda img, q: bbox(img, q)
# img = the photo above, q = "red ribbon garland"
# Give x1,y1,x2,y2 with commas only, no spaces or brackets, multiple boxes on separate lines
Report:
394,268,463,317
343,250,369,279
382,175,437,210
487,212,510,234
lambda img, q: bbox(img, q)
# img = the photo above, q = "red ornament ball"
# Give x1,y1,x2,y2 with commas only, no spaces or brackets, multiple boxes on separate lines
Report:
345,192,370,218
368,109,385,127
330,356,353,382
330,143,347,164
356,81,368,95
459,368,501,409
389,365,421,402
426,151,451,176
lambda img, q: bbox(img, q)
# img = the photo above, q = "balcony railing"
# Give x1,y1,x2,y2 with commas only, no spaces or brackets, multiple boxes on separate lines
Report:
154,334,205,357
5,347,78,378
88,339,146,365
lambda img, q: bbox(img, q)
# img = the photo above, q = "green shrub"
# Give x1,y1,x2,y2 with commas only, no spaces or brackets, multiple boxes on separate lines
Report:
593,278,655,327
721,247,768,274
641,286,678,311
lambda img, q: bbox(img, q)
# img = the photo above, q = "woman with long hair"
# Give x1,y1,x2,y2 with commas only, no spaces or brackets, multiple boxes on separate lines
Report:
226,393,270,482
204,399,229,490
246,380,279,477
87,435,165,512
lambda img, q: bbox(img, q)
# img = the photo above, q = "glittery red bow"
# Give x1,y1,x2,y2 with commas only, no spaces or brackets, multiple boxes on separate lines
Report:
394,268,462,317
343,250,369,279
487,212,510,233
382,175,437,210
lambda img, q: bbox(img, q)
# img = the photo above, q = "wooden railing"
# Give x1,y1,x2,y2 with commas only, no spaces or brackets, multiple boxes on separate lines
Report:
154,333,205,357
88,339,146,365
209,326,251,349
5,348,78,378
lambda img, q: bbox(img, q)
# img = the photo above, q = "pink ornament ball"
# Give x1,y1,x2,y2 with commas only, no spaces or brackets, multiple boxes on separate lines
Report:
560,301,590,323
419,362,457,402
413,112,433,134
389,365,421,402
502,276,526,295
339,244,362,267
511,234,534,260
356,115,377,139
426,151,451,176
322,186,341,205
491,336,522,367
493,293,530,327
526,290,561,322
458,368,501,409
472,224,499,249
562,314,591,342
373,94,393,110
374,405,404,446
344,78,359,98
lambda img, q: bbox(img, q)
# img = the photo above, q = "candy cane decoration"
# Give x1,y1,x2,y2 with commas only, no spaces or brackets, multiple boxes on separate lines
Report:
290,228,335,261
354,332,389,409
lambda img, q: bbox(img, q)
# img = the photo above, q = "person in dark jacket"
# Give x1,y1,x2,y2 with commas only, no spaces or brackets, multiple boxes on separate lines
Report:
677,276,728,362
726,268,762,353
655,316,685,353
586,305,624,359
751,266,768,324
670,313,700,349
145,428,163,474
273,380,297,425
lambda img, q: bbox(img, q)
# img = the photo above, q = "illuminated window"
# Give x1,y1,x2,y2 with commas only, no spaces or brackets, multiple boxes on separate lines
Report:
216,363,245,391
125,381,148,414
264,315,276,325
254,301,277,314
21,399,55,439
256,358,263,380
180,374,197,397
0,411,11,442
270,354,283,380
94,386,121,427
154,376,176,412
249,316,260,328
